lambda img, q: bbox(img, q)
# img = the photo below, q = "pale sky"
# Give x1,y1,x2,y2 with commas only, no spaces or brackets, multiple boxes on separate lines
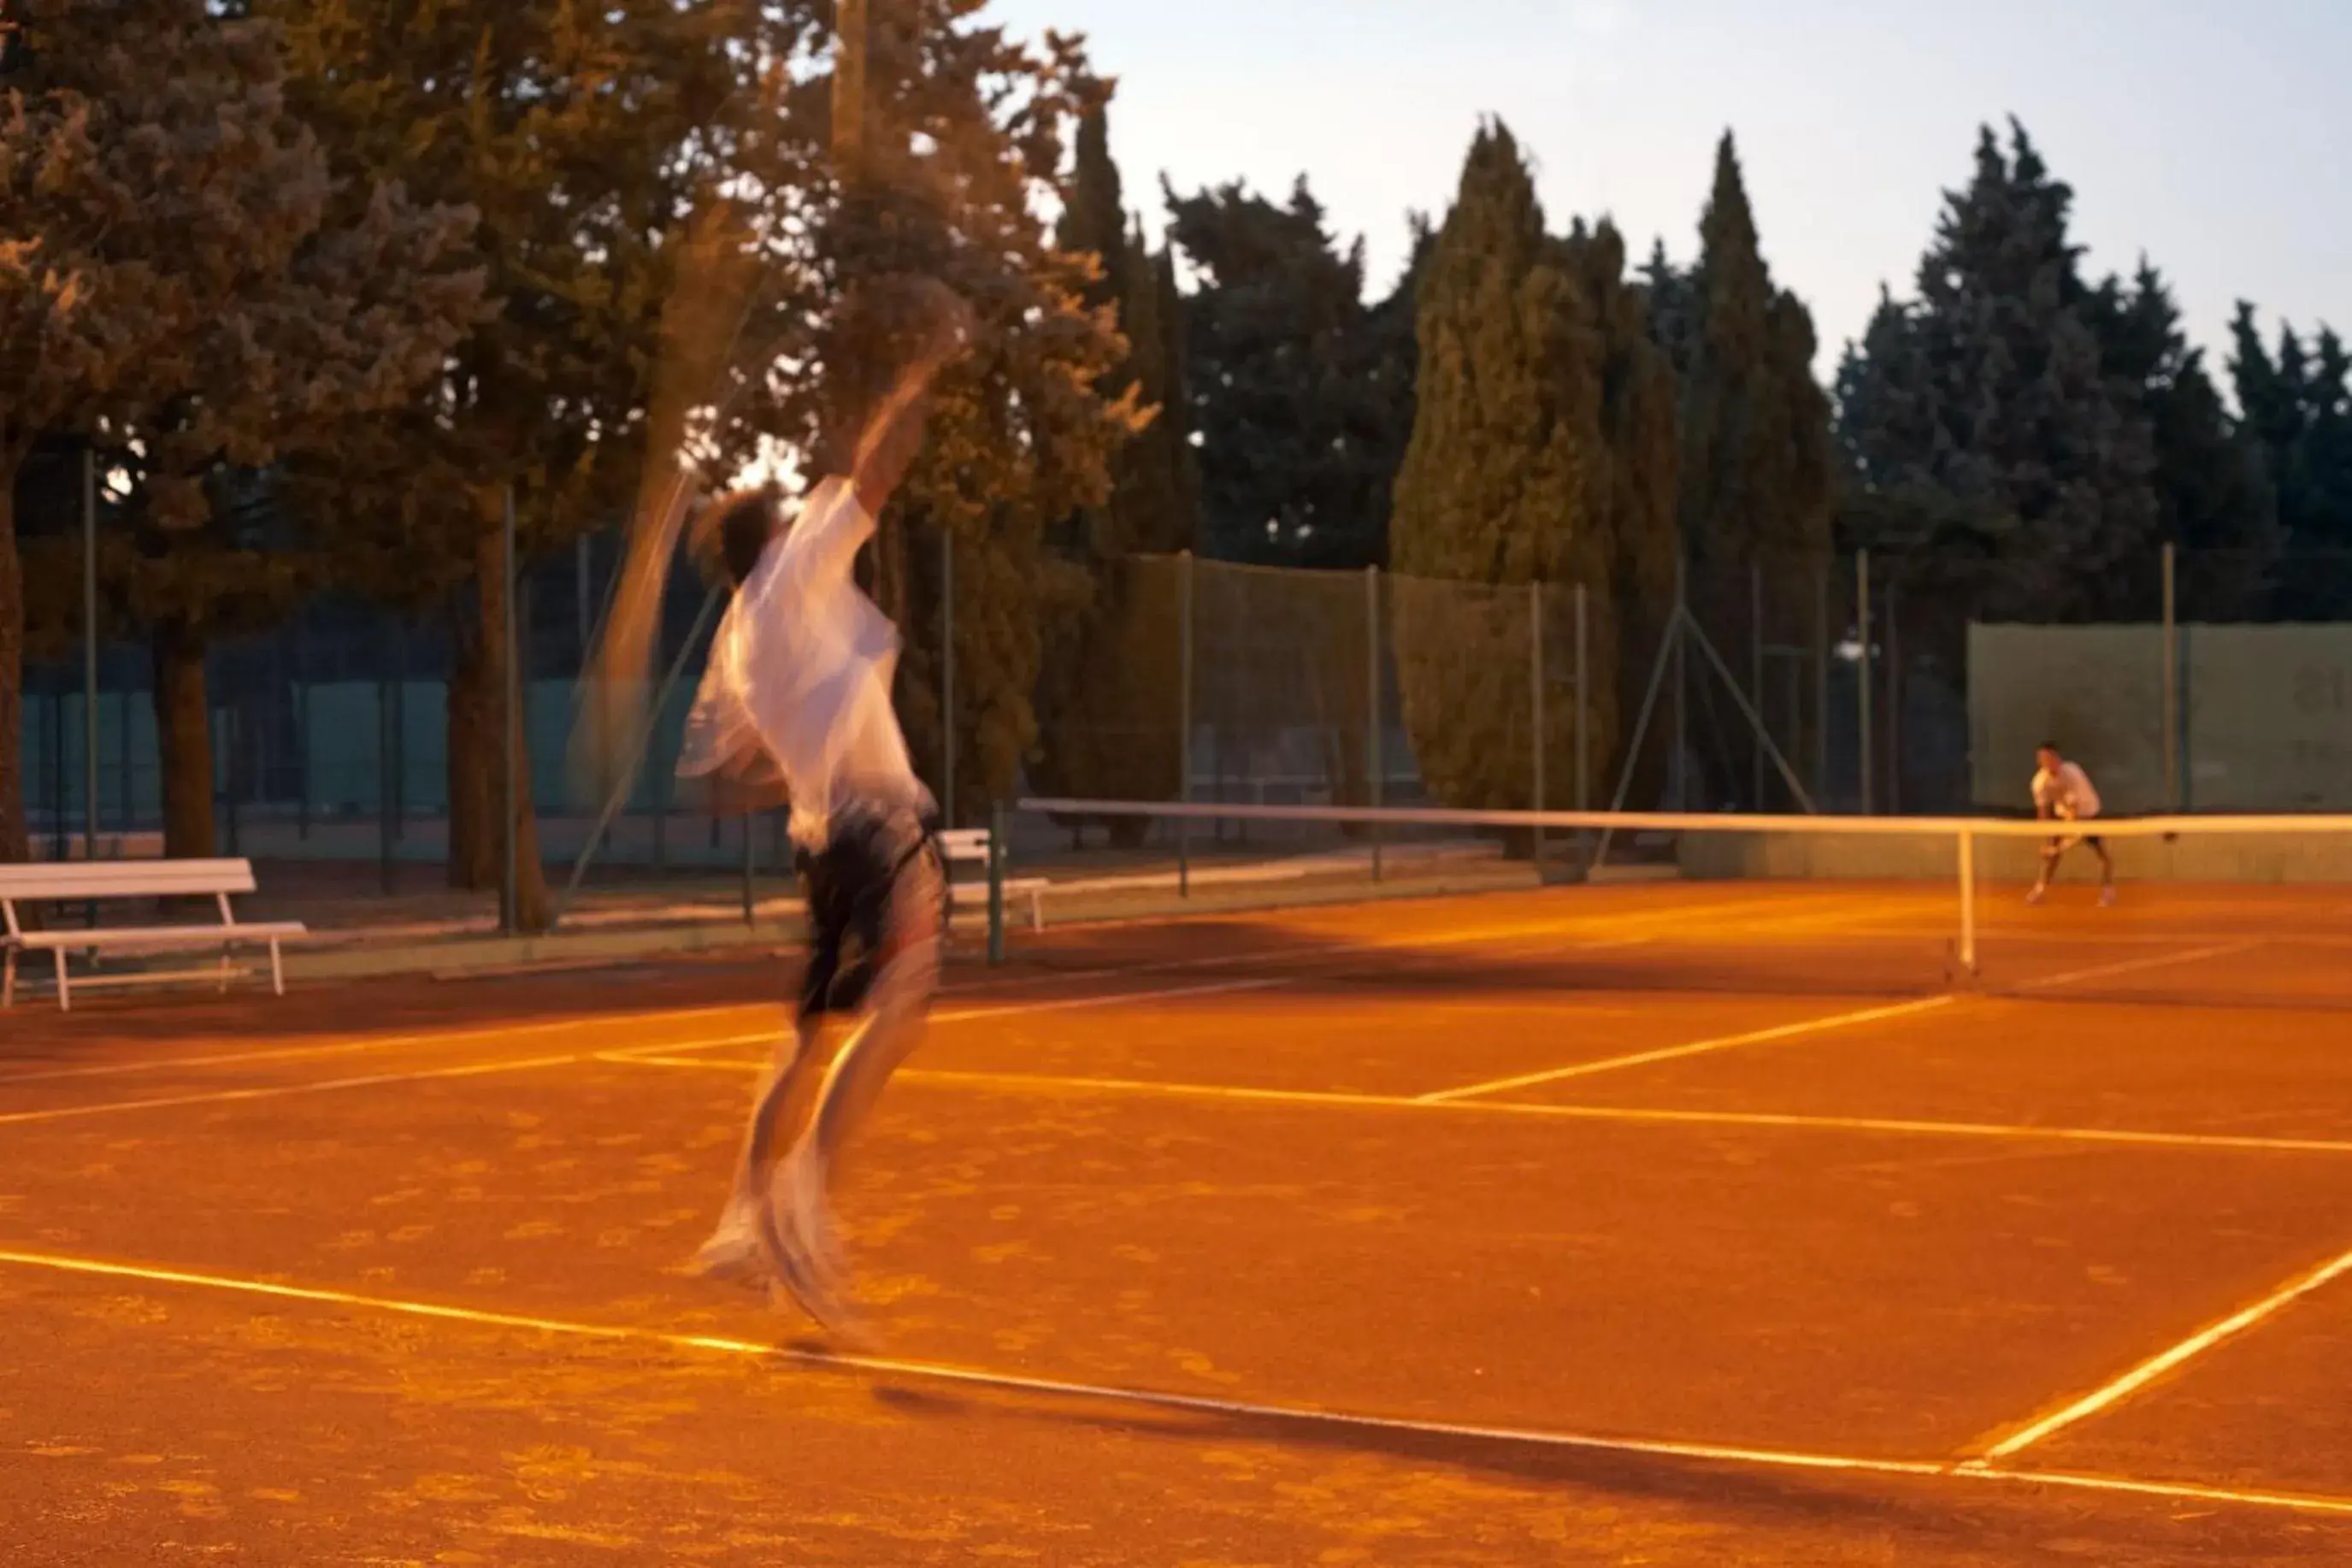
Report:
987,0,2350,383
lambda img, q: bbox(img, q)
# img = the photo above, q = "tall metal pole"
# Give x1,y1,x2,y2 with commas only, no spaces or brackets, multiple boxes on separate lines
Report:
1177,549,1194,897
82,447,100,861
1885,575,1902,815
941,528,957,828
1750,558,1765,811
1574,583,1589,814
2162,542,2179,812
1365,563,1382,884
501,483,518,936
1857,549,1874,816
1530,580,1546,866
1813,562,1830,801
1672,557,1689,811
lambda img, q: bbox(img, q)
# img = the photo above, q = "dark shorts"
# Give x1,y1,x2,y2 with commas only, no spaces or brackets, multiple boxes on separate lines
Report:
796,804,946,1021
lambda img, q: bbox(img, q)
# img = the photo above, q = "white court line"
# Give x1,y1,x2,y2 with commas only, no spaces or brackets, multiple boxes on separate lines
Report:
2015,940,2264,994
0,1005,766,1088
595,976,1302,1065
1417,997,1957,1104
602,1053,2352,1158
2,1246,2348,1521
1972,1242,2352,1462
0,1054,587,1129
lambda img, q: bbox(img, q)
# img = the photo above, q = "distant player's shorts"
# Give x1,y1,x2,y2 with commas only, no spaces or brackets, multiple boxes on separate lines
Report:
2044,833,2105,854
795,802,946,1021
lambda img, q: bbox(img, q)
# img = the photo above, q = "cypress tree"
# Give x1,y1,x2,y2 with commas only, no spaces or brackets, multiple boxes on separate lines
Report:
1678,133,1834,562
1388,123,1624,815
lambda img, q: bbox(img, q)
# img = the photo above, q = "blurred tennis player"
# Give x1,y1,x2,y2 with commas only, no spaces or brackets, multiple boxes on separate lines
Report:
679,282,970,1336
2027,742,2115,907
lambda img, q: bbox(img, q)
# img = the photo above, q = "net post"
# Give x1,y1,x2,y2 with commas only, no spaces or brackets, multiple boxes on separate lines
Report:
941,526,957,828
1857,549,1874,816
987,799,1008,966
2161,542,2178,812
1177,550,1193,899
1957,826,1978,976
82,445,100,879
1530,579,1546,869
1366,563,1382,885
740,810,756,925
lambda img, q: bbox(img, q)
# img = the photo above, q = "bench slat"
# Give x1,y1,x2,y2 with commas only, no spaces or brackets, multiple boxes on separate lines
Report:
0,858,259,900
11,922,307,950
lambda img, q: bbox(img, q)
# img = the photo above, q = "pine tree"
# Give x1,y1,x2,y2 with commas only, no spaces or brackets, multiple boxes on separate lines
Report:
1677,133,1834,562
1836,121,2158,622
2231,307,2352,610
0,0,477,863
1165,176,1394,568
2085,263,2275,615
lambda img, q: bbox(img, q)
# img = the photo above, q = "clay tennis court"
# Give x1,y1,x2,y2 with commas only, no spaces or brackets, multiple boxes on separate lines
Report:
4,880,2351,1564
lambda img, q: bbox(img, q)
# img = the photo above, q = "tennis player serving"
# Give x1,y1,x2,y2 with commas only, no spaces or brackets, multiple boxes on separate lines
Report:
2027,742,2116,908
680,279,973,1339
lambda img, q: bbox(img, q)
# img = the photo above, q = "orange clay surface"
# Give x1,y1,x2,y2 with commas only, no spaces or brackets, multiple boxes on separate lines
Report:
3,880,2350,1565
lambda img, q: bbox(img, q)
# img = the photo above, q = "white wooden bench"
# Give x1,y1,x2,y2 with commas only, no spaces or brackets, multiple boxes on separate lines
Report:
938,828,1048,931
1,859,309,1011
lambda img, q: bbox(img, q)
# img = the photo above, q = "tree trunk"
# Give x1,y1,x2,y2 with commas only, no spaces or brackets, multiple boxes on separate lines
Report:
445,497,551,930
0,475,27,862
152,617,218,859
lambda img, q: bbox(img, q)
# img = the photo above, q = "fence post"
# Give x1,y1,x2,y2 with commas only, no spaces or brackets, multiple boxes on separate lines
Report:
1574,583,1589,815
1750,557,1765,811
1885,574,1901,815
941,527,957,828
2161,542,2179,812
500,483,519,937
81,447,101,864
1366,563,1382,883
1177,549,1194,899
1672,556,1689,811
379,620,397,895
1813,562,1830,801
1857,549,1874,816
1530,579,1546,868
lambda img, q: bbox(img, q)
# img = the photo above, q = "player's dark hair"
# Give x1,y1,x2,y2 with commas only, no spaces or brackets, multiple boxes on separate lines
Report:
2038,740,2060,754
709,491,778,587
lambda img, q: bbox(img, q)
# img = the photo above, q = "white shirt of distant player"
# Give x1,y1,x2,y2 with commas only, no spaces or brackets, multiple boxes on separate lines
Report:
2031,760,2101,821
676,477,931,851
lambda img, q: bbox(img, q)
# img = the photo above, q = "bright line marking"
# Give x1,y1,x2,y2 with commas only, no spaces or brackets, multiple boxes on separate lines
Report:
601,1052,2352,1158
1974,1243,2352,1461
1417,997,1956,1103
2017,940,2264,993
0,1054,585,1129
3,1246,2349,1519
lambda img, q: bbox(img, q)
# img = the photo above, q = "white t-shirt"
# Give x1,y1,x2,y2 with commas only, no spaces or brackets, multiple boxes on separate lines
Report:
2031,760,2101,822
677,477,931,850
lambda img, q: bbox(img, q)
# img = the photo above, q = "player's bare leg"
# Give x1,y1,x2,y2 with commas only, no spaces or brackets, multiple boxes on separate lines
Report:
693,1016,828,1284
768,840,945,1337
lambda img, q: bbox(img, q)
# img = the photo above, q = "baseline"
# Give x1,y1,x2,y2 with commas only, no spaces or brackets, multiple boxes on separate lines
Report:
0,1246,2345,1522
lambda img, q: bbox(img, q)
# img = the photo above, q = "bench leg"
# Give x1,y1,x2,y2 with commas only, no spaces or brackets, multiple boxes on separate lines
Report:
3,947,15,1010
269,940,286,998
55,949,71,1014
1029,890,1044,932
218,946,233,994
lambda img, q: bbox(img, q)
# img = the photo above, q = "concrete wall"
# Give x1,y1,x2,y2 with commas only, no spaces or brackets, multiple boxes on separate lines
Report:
1680,828,2352,885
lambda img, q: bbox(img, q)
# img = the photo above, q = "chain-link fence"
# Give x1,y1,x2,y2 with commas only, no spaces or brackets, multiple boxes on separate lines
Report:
19,535,2352,928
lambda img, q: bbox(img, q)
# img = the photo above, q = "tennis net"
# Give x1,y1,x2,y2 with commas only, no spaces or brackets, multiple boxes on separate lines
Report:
976,799,2352,1012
